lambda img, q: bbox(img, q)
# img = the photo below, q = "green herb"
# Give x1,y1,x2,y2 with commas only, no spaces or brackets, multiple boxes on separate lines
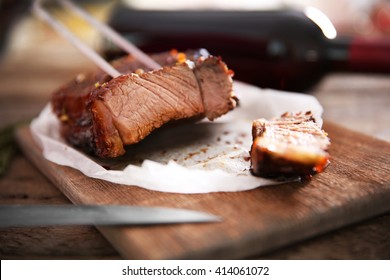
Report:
0,121,29,177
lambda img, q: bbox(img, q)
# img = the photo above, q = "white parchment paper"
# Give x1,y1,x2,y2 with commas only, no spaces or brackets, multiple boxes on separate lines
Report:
30,81,323,193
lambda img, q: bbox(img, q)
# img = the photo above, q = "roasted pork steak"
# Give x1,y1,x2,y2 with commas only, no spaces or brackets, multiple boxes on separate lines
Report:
51,50,237,158
250,111,330,178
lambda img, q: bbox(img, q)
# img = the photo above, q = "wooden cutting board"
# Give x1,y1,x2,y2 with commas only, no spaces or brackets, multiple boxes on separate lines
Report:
15,122,390,259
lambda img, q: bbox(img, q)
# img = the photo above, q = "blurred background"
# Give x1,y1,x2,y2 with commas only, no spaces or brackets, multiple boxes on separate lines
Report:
1,0,390,90
0,0,389,140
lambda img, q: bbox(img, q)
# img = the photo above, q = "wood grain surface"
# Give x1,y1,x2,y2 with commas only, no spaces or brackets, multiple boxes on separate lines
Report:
14,122,390,260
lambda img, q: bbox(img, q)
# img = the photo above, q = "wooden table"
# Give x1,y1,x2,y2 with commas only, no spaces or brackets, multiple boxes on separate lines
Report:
0,16,389,260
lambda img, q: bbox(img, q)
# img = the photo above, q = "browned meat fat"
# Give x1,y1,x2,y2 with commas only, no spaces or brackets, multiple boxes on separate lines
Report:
51,50,237,158
250,112,330,178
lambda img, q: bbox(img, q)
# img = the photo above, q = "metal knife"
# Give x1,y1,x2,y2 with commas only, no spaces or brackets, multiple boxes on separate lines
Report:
0,205,221,228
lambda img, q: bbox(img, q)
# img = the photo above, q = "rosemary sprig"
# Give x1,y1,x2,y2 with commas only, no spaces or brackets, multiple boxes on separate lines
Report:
0,121,29,177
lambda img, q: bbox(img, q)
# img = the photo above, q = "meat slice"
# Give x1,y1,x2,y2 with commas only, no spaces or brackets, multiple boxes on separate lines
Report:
91,62,205,157
194,56,235,120
51,50,237,158
250,111,330,178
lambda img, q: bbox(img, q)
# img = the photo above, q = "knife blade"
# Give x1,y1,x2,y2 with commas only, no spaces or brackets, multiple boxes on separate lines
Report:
0,205,221,228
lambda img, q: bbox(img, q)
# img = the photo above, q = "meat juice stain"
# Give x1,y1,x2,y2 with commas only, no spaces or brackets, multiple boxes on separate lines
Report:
184,147,210,161
184,151,200,161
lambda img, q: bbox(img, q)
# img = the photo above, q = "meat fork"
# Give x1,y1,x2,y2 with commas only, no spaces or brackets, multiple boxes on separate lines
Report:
32,0,161,77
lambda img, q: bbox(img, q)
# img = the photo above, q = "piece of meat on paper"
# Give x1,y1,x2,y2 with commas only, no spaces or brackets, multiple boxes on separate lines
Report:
52,49,237,158
32,82,325,193
250,111,330,179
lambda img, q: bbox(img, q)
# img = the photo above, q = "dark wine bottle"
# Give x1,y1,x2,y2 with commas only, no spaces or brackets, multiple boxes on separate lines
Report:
106,5,390,91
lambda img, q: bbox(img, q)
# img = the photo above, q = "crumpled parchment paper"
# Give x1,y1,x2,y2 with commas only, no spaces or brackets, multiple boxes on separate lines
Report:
30,81,323,193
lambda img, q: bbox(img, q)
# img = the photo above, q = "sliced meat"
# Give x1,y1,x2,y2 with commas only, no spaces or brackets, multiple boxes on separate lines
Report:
51,49,237,158
194,56,236,120
250,111,330,178
91,62,205,157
